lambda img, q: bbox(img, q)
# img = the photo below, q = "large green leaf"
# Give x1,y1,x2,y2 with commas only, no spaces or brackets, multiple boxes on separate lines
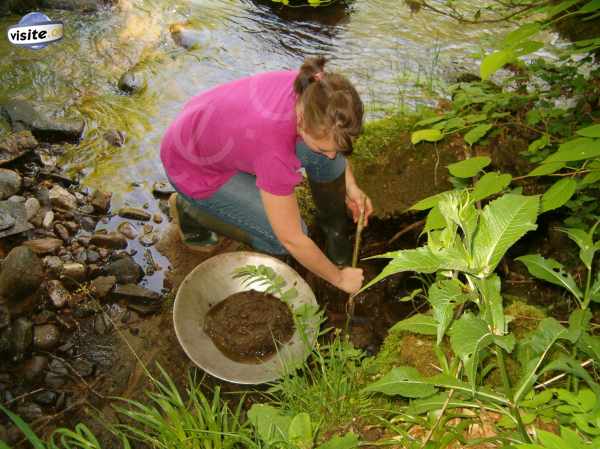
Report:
447,156,491,178
576,124,600,137
364,366,437,398
248,404,292,444
428,279,471,344
411,129,443,144
559,227,596,270
471,172,512,202
502,23,541,48
316,433,359,449
464,124,493,146
389,313,437,336
544,137,600,163
591,273,600,303
288,413,313,449
410,192,445,211
515,254,583,301
473,274,505,335
449,313,494,390
480,49,514,80
527,161,565,177
540,178,577,213
423,205,446,233
472,194,539,276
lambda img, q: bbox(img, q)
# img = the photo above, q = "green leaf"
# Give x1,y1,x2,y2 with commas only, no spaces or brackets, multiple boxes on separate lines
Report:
443,117,466,131
428,279,471,344
559,227,595,270
502,23,542,49
527,162,566,177
414,115,447,127
581,170,600,185
316,433,359,449
515,254,583,301
474,274,505,335
544,137,600,163
410,192,445,211
528,135,549,153
389,313,437,336
0,404,46,449
364,366,437,398
591,273,600,303
569,309,593,342
411,129,443,144
576,124,600,137
579,333,600,362
288,413,313,449
472,194,539,276
540,178,577,213
248,404,292,444
578,0,600,15
423,205,446,233
447,156,492,178
464,124,493,146
471,172,512,202
480,50,514,80
538,430,571,449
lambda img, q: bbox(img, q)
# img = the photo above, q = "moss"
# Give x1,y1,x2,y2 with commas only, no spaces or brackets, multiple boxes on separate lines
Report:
353,113,417,162
505,298,547,339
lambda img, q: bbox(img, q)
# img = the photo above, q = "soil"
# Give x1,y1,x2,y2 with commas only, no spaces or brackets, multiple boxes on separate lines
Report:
204,290,295,363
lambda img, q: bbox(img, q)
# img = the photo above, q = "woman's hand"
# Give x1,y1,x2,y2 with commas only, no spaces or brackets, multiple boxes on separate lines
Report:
335,266,364,294
345,182,373,226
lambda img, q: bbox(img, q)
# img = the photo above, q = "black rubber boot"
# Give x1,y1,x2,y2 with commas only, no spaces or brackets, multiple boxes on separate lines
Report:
308,172,353,266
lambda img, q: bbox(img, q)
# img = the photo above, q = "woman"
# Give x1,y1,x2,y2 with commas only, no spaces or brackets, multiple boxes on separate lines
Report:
160,56,373,294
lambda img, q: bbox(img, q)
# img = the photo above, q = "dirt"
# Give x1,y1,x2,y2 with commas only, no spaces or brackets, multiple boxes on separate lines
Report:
204,290,295,363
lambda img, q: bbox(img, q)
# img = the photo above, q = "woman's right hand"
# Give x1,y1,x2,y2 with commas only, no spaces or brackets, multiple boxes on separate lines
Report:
336,267,364,294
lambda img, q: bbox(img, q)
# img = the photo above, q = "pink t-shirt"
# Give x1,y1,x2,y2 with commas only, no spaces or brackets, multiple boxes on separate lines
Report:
160,70,303,198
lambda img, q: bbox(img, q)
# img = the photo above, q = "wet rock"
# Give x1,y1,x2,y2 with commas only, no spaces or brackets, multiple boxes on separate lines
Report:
33,324,61,350
11,317,33,357
117,221,137,239
72,358,94,377
0,304,9,329
24,197,40,221
91,275,116,299
94,313,111,334
61,263,86,283
142,223,153,233
56,315,76,332
74,247,87,264
79,204,95,215
0,210,15,231
139,231,159,247
170,23,210,50
0,169,22,200
49,185,77,210
48,358,69,375
118,70,147,94
118,207,151,221
0,130,37,166
16,403,43,421
54,223,70,242
0,246,44,302
23,237,63,254
0,327,10,353
152,180,175,196
86,249,100,263
113,284,162,314
8,195,25,202
104,256,142,284
44,256,64,277
43,210,55,228
0,99,84,143
45,371,67,388
63,221,79,233
152,212,163,224
79,215,96,232
47,280,71,308
33,390,57,406
90,189,111,213
0,200,33,238
103,130,126,147
23,355,48,382
90,232,127,249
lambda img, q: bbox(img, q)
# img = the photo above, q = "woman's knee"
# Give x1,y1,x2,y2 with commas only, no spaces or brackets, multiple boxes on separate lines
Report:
296,140,346,182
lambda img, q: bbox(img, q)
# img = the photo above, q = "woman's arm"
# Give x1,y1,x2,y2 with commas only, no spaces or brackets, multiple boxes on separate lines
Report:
260,189,363,294
344,160,374,226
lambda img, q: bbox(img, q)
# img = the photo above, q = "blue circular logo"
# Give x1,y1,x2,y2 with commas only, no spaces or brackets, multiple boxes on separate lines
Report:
18,12,52,50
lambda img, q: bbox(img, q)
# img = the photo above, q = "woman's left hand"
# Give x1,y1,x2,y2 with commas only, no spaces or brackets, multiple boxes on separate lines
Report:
345,183,373,226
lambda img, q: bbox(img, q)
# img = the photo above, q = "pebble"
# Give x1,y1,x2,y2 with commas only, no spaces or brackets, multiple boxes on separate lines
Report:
79,204,95,215
44,371,67,389
54,223,70,242
16,403,43,421
63,221,79,233
152,212,163,224
47,280,71,308
44,256,64,277
94,313,111,334
33,390,58,406
104,256,142,284
22,355,48,382
0,306,8,330
61,263,86,283
72,358,94,377
33,324,61,350
90,232,127,249
139,231,159,247
152,181,175,195
11,317,33,358
142,223,153,233
118,207,151,221
48,358,69,375
117,221,137,239
23,238,63,254
86,249,100,263
90,189,111,213
42,210,54,228
0,169,22,200
8,195,25,203
49,185,77,210
24,197,40,221
91,276,116,299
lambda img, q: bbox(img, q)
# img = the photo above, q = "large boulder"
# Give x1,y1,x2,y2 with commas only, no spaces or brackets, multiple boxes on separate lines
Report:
0,246,44,304
0,169,22,200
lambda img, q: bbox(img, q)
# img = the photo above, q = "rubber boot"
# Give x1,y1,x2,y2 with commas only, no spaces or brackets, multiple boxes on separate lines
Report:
308,172,352,266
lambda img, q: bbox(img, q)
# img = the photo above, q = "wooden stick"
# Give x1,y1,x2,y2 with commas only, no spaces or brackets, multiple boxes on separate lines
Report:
345,206,366,333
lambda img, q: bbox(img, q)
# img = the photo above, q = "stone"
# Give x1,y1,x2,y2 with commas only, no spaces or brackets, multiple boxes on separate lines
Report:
90,232,127,249
0,246,44,302
117,221,137,239
47,280,71,308
0,99,84,143
118,207,151,221
33,390,57,406
61,263,86,283
152,212,163,224
16,403,43,421
54,223,70,242
91,275,116,299
72,358,94,377
118,70,147,94
142,223,153,233
23,238,63,254
113,284,162,314
0,169,21,200
79,204,95,215
86,250,100,263
0,130,37,166
8,195,25,202
44,256,63,277
0,327,10,354
169,23,210,50
90,189,111,213
94,313,111,334
24,197,40,221
0,304,9,329
49,185,77,210
11,317,33,357
0,200,33,238
103,130,125,147
43,210,54,228
33,324,61,350
63,221,79,233
23,355,48,382
152,180,175,196
44,371,67,388
139,231,159,247
103,256,142,284
48,358,69,375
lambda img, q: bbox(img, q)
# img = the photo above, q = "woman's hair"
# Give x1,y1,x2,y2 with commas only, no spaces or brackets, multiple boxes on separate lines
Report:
294,56,363,155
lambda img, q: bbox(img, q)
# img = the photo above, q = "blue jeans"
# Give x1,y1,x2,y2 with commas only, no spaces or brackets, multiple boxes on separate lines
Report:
170,140,346,255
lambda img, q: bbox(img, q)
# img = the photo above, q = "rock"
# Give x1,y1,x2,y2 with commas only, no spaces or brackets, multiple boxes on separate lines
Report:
90,189,111,213
117,221,137,239
63,221,79,233
44,256,64,277
47,280,71,308
33,390,57,406
44,371,67,388
113,284,162,314
23,355,48,382
24,197,40,221
0,169,22,200
11,317,33,357
72,358,94,377
61,263,86,283
79,216,96,232
0,305,9,329
152,180,175,196
0,99,84,143
91,275,116,299
118,207,151,221
48,358,69,375
118,71,147,94
49,185,77,210
23,238,63,254
0,327,10,353
0,130,37,166
8,195,25,202
94,313,111,334
33,324,61,350
79,204,95,215
0,210,15,231
54,223,70,242
103,130,126,147
152,212,163,224
139,231,159,247
0,200,33,238
86,250,100,263
16,403,43,421
43,210,55,228
90,232,127,249
169,23,210,50
0,246,44,302
104,256,142,284
142,223,153,233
